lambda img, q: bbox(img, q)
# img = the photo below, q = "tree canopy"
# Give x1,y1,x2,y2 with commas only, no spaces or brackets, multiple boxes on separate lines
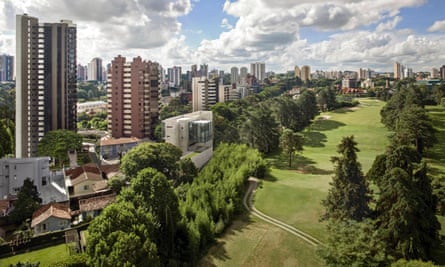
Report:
37,130,82,168
322,136,371,222
9,178,42,224
120,142,183,179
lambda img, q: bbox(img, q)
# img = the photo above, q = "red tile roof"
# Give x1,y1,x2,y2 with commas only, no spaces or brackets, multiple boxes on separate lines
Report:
31,203,71,228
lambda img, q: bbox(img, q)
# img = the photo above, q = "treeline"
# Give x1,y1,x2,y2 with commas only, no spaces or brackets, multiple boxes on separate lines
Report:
86,142,267,266
320,83,442,266
212,87,345,153
0,86,15,157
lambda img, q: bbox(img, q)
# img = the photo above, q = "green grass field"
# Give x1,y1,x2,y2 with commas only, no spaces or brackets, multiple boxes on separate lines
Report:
1,244,70,266
201,98,390,266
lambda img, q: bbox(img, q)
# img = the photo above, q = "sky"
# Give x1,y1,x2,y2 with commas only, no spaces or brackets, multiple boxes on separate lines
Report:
1,0,445,73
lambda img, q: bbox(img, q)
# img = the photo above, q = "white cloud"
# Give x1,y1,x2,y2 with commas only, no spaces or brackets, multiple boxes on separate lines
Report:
221,18,233,30
1,0,191,64
428,20,445,32
376,16,402,32
2,0,443,73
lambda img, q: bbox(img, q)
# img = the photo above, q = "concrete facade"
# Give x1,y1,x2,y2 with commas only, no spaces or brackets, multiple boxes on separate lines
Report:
0,157,68,204
192,77,218,112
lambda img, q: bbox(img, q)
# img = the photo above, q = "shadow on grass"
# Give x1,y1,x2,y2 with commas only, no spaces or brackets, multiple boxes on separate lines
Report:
427,106,445,113
303,131,327,147
264,153,332,176
311,119,346,132
331,108,354,114
432,236,445,265
200,214,255,266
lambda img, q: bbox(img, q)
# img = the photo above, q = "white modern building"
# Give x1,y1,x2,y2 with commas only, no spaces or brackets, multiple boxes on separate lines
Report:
250,62,266,82
162,111,213,168
0,157,69,204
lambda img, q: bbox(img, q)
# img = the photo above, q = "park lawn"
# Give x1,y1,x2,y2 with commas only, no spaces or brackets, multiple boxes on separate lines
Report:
198,214,324,267
425,105,445,178
1,243,70,266
256,98,389,242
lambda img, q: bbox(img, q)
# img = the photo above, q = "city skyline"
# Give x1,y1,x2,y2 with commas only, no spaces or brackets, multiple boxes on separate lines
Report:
1,0,445,73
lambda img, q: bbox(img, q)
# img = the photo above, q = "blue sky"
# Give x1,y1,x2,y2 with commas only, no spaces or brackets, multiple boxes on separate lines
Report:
1,0,445,73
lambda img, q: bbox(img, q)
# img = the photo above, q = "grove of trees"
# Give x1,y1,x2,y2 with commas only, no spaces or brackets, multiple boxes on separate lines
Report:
321,82,442,266
87,143,267,266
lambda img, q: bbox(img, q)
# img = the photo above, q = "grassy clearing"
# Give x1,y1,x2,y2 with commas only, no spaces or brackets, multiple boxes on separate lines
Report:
198,214,324,267
1,244,69,266
202,98,390,266
425,105,445,178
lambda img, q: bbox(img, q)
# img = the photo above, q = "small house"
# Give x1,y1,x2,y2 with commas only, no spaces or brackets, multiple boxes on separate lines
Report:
31,203,71,235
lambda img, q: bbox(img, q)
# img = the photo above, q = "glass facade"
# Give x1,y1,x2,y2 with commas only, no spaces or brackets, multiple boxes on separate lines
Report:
188,120,213,145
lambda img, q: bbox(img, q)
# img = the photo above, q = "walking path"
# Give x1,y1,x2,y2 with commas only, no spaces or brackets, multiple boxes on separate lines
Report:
243,177,322,247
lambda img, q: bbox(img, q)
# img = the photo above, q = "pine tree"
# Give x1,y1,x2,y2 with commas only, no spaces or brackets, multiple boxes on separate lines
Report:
322,136,371,222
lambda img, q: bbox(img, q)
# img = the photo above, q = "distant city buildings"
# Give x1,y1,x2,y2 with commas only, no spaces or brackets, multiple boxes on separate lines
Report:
231,66,239,85
107,55,160,139
16,14,77,158
192,77,218,112
0,54,14,81
294,66,301,79
250,62,266,82
88,57,104,81
167,66,182,87
301,65,311,81
77,64,87,81
431,68,439,79
440,65,445,80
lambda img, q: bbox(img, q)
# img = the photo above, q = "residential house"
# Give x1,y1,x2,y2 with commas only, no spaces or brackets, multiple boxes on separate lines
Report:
65,163,109,198
31,203,71,235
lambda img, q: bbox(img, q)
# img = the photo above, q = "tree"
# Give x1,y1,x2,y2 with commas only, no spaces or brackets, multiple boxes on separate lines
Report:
240,104,280,153
86,201,160,267
0,120,13,158
176,158,198,185
120,142,182,179
322,136,371,221
319,219,387,267
119,168,181,265
37,130,82,168
9,178,42,224
298,89,319,125
395,105,437,155
280,128,303,168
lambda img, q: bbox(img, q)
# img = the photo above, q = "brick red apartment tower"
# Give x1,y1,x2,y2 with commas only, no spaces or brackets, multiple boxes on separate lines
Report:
107,55,160,139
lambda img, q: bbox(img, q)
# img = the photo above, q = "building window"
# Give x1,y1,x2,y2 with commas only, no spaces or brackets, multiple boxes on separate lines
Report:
42,176,47,186
42,223,47,231
84,185,89,190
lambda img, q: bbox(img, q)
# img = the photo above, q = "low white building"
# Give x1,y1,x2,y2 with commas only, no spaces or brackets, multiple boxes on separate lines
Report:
163,111,213,168
0,157,68,204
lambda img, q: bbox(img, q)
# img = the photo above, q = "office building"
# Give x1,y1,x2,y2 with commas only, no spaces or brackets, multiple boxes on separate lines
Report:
0,54,14,81
107,55,160,139
250,62,265,82
192,77,218,112
199,64,208,78
16,14,77,158
301,65,311,81
87,57,103,81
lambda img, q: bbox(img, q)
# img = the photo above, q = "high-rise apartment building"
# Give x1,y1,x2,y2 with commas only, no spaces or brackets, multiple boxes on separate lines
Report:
77,64,87,81
16,14,77,158
294,66,301,79
240,67,248,85
231,66,239,85
394,62,401,79
0,54,14,81
167,66,182,87
107,55,160,139
301,65,311,81
87,57,103,81
250,62,265,82
199,64,208,78
192,77,218,112
431,68,439,79
440,65,445,80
